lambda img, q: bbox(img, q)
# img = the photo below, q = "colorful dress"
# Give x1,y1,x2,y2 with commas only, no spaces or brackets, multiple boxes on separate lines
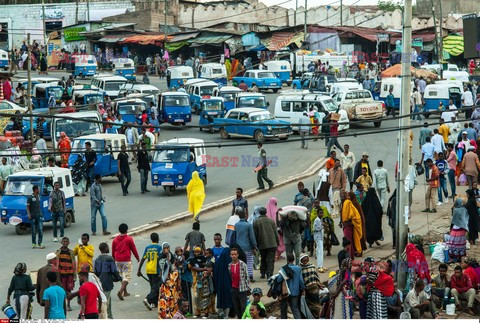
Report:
158,271,182,319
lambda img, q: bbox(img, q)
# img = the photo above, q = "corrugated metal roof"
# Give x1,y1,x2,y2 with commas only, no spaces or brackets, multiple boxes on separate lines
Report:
98,35,128,43
121,34,174,45
188,34,232,44
263,32,295,51
170,32,200,42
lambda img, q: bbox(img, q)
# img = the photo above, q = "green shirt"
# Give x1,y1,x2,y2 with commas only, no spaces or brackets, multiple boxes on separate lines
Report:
242,301,265,319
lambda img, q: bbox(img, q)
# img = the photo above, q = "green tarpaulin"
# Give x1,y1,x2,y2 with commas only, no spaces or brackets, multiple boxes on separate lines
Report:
165,41,188,52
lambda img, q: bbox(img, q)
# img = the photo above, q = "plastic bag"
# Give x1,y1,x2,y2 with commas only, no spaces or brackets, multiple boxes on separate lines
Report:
431,243,445,263
458,173,467,186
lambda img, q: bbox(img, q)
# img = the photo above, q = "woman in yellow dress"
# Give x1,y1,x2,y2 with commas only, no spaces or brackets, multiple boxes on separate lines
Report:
341,193,364,257
187,171,206,222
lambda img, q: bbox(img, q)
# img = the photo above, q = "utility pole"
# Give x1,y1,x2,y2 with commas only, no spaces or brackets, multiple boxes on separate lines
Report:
430,0,439,63
75,0,79,24
295,0,298,26
438,0,443,61
42,0,46,45
395,0,412,291
87,0,90,22
303,0,307,73
27,33,33,142
340,0,343,26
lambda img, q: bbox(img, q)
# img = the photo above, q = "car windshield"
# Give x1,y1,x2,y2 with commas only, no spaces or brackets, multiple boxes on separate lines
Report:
48,88,63,99
163,96,190,106
153,147,189,163
72,139,103,153
250,112,273,121
5,178,42,196
202,101,222,111
238,97,266,108
323,99,338,112
105,81,126,91
258,72,276,78
55,118,100,140
212,68,223,74
118,104,145,115
219,92,236,102
199,86,216,96
327,75,338,83
142,90,159,95
85,95,103,104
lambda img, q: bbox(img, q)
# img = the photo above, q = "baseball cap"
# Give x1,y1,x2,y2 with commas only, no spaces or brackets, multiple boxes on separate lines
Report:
362,152,369,156
252,287,263,295
46,253,56,261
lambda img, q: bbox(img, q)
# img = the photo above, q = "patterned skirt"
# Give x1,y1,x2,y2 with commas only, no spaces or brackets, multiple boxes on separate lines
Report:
447,227,467,259
366,289,388,319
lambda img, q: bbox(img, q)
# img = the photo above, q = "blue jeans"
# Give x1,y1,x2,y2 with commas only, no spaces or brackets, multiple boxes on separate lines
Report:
51,211,65,238
119,169,131,194
448,169,456,197
86,167,95,190
139,169,148,192
412,104,422,121
31,217,44,245
438,176,448,202
424,161,429,178
91,203,108,233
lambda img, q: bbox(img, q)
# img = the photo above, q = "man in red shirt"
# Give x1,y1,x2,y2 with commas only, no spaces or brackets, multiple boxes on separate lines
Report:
462,259,480,291
112,223,140,301
326,119,344,157
238,80,248,92
78,271,101,319
422,159,439,213
450,265,476,315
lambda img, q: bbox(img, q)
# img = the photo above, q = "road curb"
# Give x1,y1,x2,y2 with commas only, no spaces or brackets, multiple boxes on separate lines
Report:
116,156,328,238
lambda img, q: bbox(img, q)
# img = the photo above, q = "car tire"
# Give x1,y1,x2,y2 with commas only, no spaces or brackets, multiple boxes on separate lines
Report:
199,127,202,131
292,84,298,89
424,113,430,119
373,121,382,128
287,81,292,86
279,136,288,141
220,128,230,139
25,131,38,142
64,211,73,228
273,89,279,93
254,130,265,143
202,175,207,186
165,186,174,196
15,223,27,235
209,127,214,134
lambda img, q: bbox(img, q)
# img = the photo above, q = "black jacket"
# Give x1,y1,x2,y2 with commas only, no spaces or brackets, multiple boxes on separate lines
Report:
137,149,151,171
353,160,372,181
94,254,122,292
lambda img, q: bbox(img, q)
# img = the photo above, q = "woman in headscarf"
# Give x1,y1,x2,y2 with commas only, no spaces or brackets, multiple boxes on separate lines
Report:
362,188,384,247
342,192,364,258
365,266,393,319
158,242,181,319
6,263,35,319
57,131,71,168
213,245,233,319
72,155,87,196
175,246,193,315
187,171,206,222
299,254,322,318
266,197,285,260
328,258,354,319
447,198,469,262
472,106,480,132
405,243,431,293
465,190,479,245
349,191,368,252
188,246,213,318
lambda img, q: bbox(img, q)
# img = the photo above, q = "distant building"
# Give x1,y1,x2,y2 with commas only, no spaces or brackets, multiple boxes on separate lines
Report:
416,0,480,17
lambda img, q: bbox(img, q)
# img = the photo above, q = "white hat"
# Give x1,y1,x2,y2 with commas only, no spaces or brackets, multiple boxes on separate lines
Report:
463,131,468,135
46,253,57,261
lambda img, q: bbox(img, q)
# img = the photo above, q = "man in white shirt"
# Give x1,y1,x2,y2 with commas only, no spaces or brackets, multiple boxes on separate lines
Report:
462,86,474,118
431,129,446,156
418,77,427,96
373,160,390,211
448,116,461,144
411,88,423,121
340,144,355,191
441,99,457,123
404,280,439,319
460,131,471,151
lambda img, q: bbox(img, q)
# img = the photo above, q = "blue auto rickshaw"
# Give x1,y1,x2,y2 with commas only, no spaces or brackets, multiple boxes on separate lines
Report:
151,138,207,196
157,92,192,125
166,66,194,89
212,86,242,111
32,83,63,110
68,133,127,177
264,60,292,85
0,167,75,235
0,49,8,70
423,83,463,114
116,98,148,124
72,54,97,78
111,58,136,81
199,97,225,133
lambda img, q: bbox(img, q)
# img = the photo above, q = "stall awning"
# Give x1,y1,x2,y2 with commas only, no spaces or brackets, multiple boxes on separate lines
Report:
443,35,464,56
98,35,128,43
121,34,173,45
188,34,232,45
170,32,200,42
262,32,304,51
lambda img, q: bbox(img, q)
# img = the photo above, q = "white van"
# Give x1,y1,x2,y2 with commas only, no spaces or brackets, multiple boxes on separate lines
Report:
330,82,363,95
274,94,350,132
91,75,128,99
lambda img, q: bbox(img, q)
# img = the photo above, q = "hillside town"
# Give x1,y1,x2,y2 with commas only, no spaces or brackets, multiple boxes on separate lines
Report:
0,0,479,321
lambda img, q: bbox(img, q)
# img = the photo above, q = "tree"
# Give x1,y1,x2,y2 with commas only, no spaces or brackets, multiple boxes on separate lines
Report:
378,0,402,11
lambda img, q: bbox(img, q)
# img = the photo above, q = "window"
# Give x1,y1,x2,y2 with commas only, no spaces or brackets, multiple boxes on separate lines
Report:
195,87,199,95
65,176,71,187
428,91,437,96
281,101,291,112
357,91,365,99
228,111,239,119
346,93,353,100
0,102,12,110
57,177,64,188
383,84,388,91
239,112,248,121
363,91,371,99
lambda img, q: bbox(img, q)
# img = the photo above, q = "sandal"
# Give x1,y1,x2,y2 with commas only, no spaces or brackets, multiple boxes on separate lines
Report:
117,291,124,301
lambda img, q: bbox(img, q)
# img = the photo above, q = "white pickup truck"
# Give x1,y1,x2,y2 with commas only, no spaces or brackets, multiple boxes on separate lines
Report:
332,89,385,127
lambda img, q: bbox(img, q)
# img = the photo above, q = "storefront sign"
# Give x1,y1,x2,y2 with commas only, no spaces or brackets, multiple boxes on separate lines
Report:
377,33,389,42
412,38,423,48
41,7,64,19
64,27,87,42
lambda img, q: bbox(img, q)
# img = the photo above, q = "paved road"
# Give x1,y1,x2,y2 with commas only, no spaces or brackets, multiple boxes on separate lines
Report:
0,70,432,318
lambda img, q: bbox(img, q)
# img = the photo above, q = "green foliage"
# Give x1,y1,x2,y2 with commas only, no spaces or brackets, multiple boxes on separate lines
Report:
378,0,403,11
